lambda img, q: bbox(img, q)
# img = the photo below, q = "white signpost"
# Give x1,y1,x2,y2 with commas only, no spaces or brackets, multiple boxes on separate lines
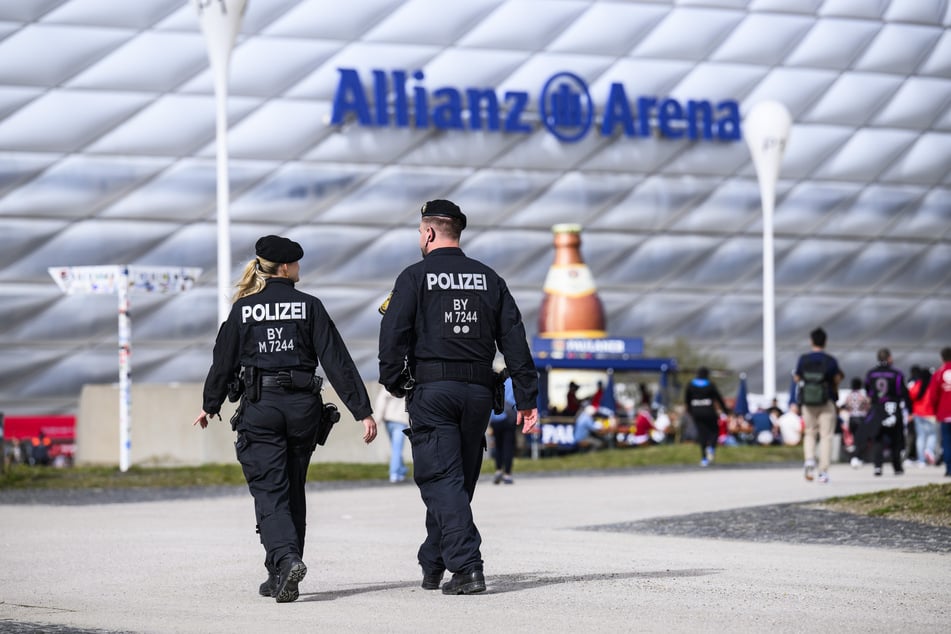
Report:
49,266,202,472
194,0,248,325
744,101,792,399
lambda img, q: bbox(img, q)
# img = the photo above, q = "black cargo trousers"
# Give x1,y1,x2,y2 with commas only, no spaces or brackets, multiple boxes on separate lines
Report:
235,385,322,575
406,380,493,577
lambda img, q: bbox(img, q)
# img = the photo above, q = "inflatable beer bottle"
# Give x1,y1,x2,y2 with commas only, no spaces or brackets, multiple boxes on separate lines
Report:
538,223,606,338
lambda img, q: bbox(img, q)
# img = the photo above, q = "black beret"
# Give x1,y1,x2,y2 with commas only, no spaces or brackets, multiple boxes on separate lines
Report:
421,199,467,230
255,235,303,263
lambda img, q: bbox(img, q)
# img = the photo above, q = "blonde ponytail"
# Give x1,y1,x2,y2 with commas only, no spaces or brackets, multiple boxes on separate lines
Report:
233,257,280,302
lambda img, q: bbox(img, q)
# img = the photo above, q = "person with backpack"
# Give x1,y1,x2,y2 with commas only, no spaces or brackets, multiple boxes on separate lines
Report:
793,327,844,483
864,349,909,476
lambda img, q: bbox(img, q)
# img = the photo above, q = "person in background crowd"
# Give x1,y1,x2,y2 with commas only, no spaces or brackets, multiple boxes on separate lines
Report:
374,387,410,483
925,347,951,477
864,348,909,477
639,383,653,413
628,401,661,446
574,403,610,451
793,327,844,484
750,408,780,446
565,381,581,416
30,431,51,466
684,367,728,467
768,398,784,418
777,406,804,447
908,365,937,468
488,375,518,484
718,408,740,447
590,381,604,409
725,412,753,445
842,377,871,468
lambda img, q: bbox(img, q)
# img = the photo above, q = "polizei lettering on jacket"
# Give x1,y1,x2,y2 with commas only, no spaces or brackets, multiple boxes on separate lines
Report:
241,302,307,323
426,272,487,291
330,68,742,144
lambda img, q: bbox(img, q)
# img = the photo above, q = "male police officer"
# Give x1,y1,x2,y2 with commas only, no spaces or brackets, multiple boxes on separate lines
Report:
378,199,539,595
195,235,377,603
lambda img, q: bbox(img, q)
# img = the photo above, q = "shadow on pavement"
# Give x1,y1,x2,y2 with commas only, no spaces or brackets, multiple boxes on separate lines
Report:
299,568,720,600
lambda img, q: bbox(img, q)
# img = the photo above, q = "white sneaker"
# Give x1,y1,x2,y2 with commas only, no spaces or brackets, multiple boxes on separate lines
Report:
817,472,829,484
850,457,862,469
705,447,715,463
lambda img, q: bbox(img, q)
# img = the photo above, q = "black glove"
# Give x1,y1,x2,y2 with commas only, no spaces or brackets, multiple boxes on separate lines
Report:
277,370,317,393
387,383,407,399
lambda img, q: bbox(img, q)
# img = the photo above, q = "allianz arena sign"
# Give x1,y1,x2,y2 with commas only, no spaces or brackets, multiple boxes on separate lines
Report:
331,68,742,144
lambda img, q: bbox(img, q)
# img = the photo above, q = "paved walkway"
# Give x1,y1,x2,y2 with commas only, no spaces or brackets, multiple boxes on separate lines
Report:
1,463,948,633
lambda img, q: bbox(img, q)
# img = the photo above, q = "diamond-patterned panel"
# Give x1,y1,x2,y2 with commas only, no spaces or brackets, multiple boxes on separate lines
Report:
0,0,948,415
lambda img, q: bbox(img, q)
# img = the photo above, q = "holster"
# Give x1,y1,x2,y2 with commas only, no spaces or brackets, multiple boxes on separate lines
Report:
227,370,245,403
276,370,323,394
243,366,260,403
315,402,340,447
229,399,244,431
492,368,510,415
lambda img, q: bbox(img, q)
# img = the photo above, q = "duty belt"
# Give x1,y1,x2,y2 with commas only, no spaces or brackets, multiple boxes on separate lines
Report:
255,369,318,389
414,362,495,389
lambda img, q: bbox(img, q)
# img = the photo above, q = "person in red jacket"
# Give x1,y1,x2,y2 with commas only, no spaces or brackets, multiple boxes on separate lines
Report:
908,365,936,467
925,347,951,477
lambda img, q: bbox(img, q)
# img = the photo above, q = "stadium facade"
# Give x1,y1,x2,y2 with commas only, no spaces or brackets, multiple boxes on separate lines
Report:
0,0,949,414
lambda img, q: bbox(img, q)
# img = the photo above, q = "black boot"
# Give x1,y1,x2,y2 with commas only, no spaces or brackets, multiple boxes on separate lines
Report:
274,557,307,603
259,571,279,597
441,570,486,595
421,569,444,590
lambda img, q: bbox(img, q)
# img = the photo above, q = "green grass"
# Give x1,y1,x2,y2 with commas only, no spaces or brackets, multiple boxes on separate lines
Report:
512,443,802,473
0,462,389,490
0,444,801,490
0,463,245,490
4,447,949,528
820,482,951,528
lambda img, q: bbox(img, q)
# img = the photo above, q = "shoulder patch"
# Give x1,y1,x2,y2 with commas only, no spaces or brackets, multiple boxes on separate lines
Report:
378,291,393,315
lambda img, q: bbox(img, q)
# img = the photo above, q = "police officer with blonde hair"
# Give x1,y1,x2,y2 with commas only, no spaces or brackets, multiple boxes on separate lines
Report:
379,200,538,595
195,235,377,603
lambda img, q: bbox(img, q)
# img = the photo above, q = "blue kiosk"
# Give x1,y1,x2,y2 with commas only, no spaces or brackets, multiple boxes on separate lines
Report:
532,336,677,454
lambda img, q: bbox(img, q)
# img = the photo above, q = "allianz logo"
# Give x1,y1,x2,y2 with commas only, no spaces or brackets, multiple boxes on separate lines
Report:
330,68,742,144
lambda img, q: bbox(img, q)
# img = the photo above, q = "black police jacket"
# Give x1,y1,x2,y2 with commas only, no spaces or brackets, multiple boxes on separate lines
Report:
378,247,538,410
202,277,372,420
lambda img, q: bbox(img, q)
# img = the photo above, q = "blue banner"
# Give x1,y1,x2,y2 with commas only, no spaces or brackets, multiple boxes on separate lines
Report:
533,336,644,360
